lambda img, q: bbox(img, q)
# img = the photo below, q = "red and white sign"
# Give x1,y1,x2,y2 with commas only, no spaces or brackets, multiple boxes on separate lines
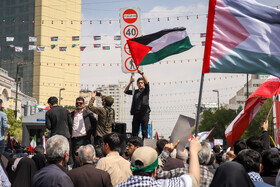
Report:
120,8,142,74
124,57,138,72
123,9,138,24
124,43,131,55
123,25,139,39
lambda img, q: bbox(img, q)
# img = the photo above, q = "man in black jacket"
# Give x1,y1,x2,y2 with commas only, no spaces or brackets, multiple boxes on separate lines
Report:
70,97,97,161
46,96,72,139
124,69,150,139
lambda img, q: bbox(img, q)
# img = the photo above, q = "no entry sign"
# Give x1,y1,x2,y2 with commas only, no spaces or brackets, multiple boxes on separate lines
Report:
123,9,138,24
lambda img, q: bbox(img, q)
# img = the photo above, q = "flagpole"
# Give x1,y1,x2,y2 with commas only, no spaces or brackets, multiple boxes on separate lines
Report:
273,95,279,146
265,97,276,122
195,73,205,136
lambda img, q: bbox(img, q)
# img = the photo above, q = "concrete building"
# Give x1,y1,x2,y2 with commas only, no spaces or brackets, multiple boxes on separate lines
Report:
0,0,81,106
0,67,37,118
229,75,269,110
80,82,127,123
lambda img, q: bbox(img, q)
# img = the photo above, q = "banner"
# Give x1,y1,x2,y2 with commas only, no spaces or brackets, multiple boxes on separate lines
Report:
28,45,37,51
51,36,58,41
29,36,37,42
37,46,45,52
15,46,23,52
6,37,14,42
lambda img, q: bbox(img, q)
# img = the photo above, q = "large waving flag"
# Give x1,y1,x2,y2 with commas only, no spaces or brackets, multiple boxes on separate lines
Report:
203,0,280,78
127,28,193,66
225,76,280,147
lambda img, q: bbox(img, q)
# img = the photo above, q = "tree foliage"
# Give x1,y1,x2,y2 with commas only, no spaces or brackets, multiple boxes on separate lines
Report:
198,98,274,146
199,108,237,145
241,98,273,139
3,108,22,142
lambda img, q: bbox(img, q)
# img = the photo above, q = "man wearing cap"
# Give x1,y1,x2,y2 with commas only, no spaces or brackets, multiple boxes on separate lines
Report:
87,92,114,145
124,69,150,139
117,137,202,187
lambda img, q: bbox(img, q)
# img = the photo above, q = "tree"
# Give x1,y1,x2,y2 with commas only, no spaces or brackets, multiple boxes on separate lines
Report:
241,98,273,139
198,98,275,146
3,108,22,142
199,108,237,145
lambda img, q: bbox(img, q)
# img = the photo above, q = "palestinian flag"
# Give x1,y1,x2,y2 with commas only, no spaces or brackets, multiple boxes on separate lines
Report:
59,47,67,51
51,36,58,41
127,27,193,66
51,44,56,49
102,46,110,50
94,44,101,48
7,45,14,48
15,46,23,52
29,45,36,51
37,46,45,52
115,44,121,48
72,36,79,41
114,35,121,40
29,36,37,42
6,37,14,42
203,0,280,78
200,33,206,38
80,46,86,51
72,44,78,48
94,36,101,40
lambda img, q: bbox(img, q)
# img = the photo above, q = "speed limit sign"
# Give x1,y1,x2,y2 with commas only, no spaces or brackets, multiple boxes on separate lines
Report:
120,8,142,74
123,25,139,39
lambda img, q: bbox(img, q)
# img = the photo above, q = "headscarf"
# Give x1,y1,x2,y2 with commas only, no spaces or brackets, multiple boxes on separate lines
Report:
11,157,37,187
32,153,46,170
210,161,254,187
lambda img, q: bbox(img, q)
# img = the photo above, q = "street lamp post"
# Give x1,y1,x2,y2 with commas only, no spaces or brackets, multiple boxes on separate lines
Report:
213,90,220,110
59,88,65,105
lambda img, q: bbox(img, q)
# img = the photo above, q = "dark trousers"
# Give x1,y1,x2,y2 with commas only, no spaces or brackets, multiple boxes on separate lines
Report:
132,113,149,139
71,136,90,161
0,139,5,154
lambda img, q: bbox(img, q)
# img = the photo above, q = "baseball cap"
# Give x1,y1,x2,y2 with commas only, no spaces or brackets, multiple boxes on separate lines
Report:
131,146,158,172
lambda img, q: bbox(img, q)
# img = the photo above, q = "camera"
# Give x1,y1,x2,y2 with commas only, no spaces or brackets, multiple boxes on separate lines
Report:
96,92,101,96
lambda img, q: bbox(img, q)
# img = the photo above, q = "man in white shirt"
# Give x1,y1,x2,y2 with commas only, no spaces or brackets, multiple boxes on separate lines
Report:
70,97,97,162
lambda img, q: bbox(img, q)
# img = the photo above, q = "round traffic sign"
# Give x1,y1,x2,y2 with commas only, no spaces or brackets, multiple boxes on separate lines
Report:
123,9,138,24
124,43,131,55
124,57,138,72
123,25,139,40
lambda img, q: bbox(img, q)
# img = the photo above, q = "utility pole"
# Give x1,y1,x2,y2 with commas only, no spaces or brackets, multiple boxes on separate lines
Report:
15,63,19,119
59,88,65,105
213,90,220,110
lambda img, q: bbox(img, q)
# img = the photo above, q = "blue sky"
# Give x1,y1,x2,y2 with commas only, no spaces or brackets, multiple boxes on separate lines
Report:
80,0,279,136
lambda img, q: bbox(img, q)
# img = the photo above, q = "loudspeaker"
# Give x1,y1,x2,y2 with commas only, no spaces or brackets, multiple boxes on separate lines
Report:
113,122,126,135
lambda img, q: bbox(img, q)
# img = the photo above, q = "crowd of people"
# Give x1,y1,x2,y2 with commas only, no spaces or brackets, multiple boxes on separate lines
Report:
0,70,279,187
0,128,279,187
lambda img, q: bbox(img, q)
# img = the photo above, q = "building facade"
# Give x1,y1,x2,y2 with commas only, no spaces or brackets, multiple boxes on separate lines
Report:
228,75,269,110
0,0,81,106
80,82,127,123
0,67,37,118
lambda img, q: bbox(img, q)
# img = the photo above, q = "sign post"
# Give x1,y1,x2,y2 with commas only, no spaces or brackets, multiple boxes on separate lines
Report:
120,8,142,74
